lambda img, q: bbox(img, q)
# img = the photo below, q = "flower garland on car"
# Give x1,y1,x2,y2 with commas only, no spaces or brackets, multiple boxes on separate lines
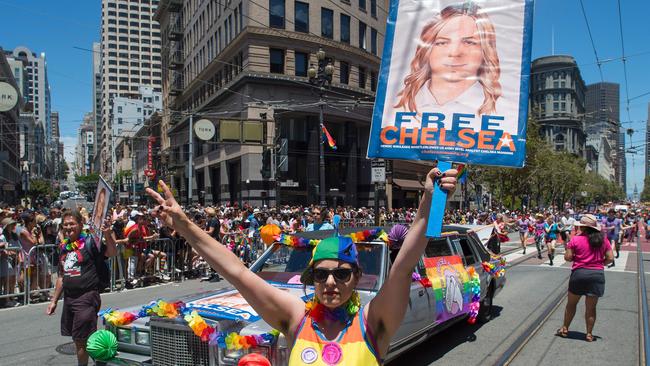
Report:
260,225,389,248
98,300,279,350
60,232,88,253
467,267,481,324
481,256,507,278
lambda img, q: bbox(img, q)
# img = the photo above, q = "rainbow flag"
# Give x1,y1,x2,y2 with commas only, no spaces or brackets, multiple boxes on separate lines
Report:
321,124,337,150
423,255,471,322
456,164,467,184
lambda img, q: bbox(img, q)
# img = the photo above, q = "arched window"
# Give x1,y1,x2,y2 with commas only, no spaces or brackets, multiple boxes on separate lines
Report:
554,133,565,151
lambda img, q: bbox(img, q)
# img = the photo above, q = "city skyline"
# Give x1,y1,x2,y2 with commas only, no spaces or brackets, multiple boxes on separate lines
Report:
0,0,648,194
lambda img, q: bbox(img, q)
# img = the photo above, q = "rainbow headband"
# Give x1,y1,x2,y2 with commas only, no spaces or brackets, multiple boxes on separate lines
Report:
98,300,279,350
261,226,389,248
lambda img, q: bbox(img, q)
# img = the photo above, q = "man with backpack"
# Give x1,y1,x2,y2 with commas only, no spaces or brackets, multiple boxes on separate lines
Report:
45,210,117,366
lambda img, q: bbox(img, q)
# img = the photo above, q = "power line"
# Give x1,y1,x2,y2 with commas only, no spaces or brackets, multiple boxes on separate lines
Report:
616,0,632,123
577,0,603,82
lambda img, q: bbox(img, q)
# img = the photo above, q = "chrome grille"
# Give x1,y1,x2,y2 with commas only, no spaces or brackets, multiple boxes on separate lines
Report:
150,319,212,366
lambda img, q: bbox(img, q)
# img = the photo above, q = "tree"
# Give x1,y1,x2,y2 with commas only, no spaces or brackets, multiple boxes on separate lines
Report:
641,176,650,203
28,178,55,203
75,173,100,196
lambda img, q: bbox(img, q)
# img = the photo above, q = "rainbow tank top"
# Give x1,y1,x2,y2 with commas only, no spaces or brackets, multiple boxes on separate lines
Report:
288,307,381,365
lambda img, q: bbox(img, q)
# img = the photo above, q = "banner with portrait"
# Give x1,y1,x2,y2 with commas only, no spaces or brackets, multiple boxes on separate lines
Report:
90,176,113,249
367,0,534,167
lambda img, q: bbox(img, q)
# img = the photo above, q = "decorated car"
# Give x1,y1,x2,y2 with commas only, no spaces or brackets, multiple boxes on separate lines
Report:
100,226,506,366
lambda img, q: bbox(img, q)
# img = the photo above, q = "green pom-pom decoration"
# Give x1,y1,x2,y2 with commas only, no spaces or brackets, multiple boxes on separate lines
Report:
86,329,118,361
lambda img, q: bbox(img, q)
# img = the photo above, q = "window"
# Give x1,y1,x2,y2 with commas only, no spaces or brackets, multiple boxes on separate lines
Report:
371,0,377,17
371,28,377,55
340,14,350,44
359,0,366,11
370,71,377,91
321,8,334,39
117,117,123,124
117,106,123,113
340,61,350,84
270,48,284,74
137,107,142,113
295,52,308,77
425,238,453,257
358,66,366,88
359,22,367,50
294,1,309,33
553,102,559,111
456,237,477,265
269,0,285,29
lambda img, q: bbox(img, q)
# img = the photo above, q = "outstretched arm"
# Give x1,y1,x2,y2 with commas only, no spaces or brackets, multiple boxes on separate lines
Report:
365,166,457,357
145,182,305,336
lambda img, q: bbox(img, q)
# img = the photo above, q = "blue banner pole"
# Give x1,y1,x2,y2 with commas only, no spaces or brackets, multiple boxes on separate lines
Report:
426,161,452,238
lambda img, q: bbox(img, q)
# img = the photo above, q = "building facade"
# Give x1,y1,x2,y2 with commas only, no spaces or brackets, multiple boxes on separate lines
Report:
618,130,626,191
99,0,163,179
584,82,619,182
154,0,429,208
76,113,95,176
529,55,587,157
0,50,23,203
6,46,54,178
92,41,102,174
646,103,650,181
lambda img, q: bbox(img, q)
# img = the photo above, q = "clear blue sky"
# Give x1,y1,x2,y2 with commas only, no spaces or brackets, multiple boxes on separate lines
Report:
0,0,648,195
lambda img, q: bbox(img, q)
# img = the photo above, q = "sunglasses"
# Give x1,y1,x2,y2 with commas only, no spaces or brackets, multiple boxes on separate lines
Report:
312,268,354,283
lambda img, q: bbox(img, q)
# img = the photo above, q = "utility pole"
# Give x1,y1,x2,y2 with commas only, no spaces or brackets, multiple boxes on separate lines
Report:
131,137,136,206
188,113,193,206
308,47,334,207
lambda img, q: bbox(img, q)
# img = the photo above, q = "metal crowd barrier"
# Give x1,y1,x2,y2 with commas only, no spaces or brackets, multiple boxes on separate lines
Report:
0,246,23,307
108,238,181,291
24,244,59,305
339,218,374,228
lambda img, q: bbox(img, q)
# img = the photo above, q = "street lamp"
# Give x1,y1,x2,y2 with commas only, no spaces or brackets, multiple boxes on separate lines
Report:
308,47,334,207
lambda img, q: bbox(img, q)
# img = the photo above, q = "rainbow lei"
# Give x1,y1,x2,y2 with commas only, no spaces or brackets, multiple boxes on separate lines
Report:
481,256,507,278
304,290,361,324
98,300,279,350
274,228,388,248
60,232,88,253
467,267,481,324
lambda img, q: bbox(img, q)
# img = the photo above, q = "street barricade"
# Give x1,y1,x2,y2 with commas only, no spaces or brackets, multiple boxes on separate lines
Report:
25,244,59,305
0,246,23,307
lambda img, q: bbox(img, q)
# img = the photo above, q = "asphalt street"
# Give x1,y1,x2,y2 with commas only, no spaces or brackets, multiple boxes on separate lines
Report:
0,232,647,366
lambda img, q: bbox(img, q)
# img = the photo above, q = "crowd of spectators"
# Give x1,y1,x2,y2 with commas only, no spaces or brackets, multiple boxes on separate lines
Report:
0,200,645,309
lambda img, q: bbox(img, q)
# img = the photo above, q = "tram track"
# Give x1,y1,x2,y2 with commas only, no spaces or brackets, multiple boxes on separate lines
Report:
492,225,650,366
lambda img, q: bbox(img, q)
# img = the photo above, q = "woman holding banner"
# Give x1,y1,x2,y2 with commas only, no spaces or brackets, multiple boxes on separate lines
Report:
146,166,457,364
394,2,502,127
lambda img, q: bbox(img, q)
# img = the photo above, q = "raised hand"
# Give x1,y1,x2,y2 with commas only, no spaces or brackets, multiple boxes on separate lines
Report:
100,217,113,235
145,180,187,230
425,165,458,195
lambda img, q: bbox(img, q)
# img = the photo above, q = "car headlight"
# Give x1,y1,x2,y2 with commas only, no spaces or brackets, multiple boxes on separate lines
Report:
135,330,150,346
116,328,132,343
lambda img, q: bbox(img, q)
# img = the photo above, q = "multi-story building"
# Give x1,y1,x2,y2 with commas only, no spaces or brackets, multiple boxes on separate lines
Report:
110,86,162,177
92,42,102,174
618,129,626,191
0,49,23,203
529,55,587,157
155,0,428,207
5,47,53,177
585,136,615,181
646,103,650,180
98,0,163,179
585,82,619,182
76,113,95,176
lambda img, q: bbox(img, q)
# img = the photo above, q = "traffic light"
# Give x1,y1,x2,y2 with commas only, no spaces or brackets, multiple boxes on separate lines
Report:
260,149,271,179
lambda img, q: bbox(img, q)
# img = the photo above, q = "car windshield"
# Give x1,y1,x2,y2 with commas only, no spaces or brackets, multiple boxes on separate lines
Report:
252,243,384,291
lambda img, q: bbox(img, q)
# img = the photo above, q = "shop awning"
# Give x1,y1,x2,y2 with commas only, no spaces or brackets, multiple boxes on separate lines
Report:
392,178,424,191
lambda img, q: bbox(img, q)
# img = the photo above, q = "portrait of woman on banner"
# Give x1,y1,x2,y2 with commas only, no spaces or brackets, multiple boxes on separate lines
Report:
391,2,503,129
